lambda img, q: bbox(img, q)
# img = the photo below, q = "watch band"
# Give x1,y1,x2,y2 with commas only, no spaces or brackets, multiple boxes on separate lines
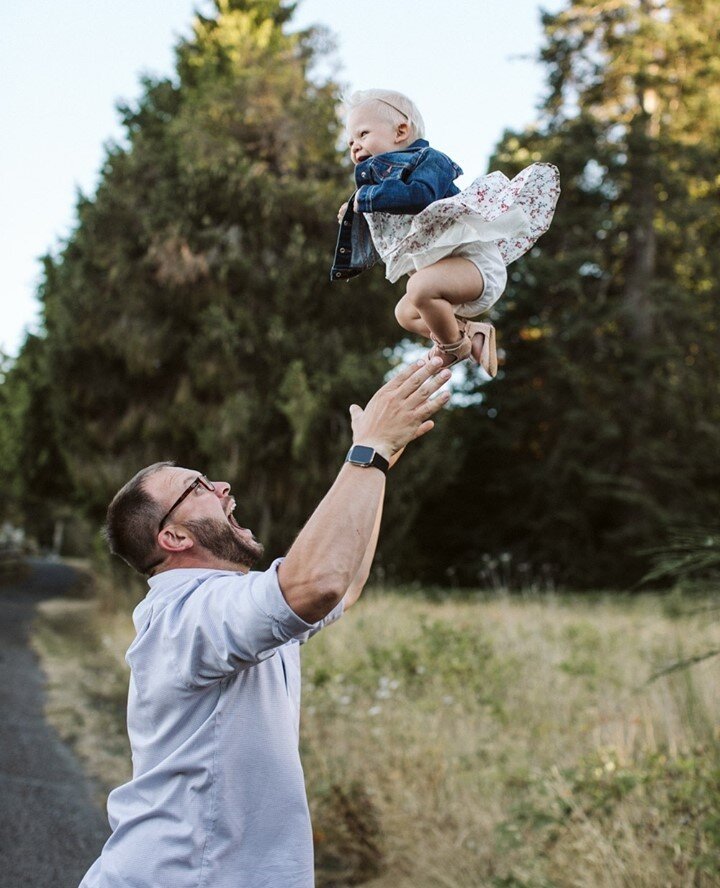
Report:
345,444,389,475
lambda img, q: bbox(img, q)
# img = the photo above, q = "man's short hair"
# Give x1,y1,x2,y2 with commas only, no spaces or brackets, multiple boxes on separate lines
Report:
104,462,174,575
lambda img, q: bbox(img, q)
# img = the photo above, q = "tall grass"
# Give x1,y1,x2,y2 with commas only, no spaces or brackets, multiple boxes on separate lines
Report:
34,586,720,887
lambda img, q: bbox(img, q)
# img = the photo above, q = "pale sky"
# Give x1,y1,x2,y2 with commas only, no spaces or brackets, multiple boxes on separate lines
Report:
1,0,563,358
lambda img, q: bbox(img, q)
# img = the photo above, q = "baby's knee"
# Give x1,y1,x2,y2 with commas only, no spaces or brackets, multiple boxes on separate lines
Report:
394,298,415,330
405,273,435,307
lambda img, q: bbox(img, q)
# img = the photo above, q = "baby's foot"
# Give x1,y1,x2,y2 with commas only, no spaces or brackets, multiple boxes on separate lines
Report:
426,334,472,367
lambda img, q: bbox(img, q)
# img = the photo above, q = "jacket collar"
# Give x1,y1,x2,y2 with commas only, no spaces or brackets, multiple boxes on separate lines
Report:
371,139,428,160
402,139,429,152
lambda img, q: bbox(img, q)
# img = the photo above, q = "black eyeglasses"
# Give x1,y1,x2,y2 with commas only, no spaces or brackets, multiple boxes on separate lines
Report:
158,474,215,532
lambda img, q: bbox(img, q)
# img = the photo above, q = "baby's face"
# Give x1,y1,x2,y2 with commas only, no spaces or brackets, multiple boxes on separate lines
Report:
346,106,401,165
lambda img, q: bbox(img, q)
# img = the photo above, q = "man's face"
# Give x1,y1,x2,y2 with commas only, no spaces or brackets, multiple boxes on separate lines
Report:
147,466,264,570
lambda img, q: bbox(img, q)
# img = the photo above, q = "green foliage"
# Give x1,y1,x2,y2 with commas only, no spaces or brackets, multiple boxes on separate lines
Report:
496,747,720,882
4,0,720,587
306,615,513,722
0,351,26,521
35,0,399,556
405,0,720,587
642,525,720,678
0,337,72,544
643,525,720,585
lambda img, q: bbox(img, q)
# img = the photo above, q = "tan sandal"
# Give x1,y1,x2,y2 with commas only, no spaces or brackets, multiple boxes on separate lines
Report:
458,320,498,377
426,332,472,367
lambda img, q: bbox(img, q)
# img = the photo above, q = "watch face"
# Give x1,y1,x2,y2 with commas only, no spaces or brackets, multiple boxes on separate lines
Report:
350,445,375,465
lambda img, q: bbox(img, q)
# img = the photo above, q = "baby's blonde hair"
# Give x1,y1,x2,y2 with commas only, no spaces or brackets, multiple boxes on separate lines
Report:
345,89,426,141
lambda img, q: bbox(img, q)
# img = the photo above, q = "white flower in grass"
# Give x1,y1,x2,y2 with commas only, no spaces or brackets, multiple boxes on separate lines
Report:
376,676,394,699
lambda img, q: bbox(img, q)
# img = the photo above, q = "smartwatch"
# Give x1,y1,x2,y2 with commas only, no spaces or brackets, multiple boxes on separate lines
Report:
345,444,389,475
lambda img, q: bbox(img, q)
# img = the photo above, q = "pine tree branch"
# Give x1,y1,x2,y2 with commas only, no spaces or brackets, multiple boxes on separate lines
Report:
645,649,720,684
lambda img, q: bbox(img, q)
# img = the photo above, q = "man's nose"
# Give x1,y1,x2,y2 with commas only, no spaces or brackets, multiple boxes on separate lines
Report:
213,480,231,498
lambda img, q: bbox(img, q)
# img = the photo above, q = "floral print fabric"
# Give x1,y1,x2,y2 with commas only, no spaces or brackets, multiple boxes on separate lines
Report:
365,162,561,284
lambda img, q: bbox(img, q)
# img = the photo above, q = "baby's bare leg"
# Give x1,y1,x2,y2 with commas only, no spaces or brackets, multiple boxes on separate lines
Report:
404,258,484,344
395,295,432,337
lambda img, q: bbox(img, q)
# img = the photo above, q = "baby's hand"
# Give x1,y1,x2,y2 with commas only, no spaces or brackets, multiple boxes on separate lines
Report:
337,202,348,223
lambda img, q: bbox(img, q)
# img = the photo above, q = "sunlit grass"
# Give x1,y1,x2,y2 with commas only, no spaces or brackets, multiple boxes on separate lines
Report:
34,586,720,886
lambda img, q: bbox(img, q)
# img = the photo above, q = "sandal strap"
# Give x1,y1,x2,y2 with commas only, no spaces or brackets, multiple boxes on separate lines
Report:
430,333,472,363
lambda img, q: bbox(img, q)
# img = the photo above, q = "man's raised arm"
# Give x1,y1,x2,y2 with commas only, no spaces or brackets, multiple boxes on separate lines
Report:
277,359,451,623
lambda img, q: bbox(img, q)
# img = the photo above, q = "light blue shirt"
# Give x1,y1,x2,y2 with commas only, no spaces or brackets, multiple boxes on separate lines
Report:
80,559,343,888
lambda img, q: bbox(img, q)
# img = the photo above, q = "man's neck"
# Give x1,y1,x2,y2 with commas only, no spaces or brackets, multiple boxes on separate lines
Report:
153,552,251,575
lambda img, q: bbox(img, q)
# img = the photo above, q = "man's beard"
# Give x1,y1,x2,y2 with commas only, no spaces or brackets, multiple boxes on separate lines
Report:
185,517,264,570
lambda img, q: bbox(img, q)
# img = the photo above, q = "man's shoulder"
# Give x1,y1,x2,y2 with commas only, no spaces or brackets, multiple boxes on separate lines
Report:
140,568,256,615
146,560,284,602
149,566,243,586
149,563,274,588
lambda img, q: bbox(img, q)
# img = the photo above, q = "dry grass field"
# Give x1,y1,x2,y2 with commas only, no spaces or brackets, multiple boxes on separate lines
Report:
33,582,720,887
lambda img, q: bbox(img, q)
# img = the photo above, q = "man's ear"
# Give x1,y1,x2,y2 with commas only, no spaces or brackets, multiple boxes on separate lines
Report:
394,122,411,144
157,525,194,555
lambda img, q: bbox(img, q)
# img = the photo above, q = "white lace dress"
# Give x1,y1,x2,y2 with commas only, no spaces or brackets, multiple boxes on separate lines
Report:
365,162,561,303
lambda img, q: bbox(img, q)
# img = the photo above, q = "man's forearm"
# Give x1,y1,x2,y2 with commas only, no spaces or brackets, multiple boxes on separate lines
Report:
277,464,386,623
344,497,384,610
277,357,450,623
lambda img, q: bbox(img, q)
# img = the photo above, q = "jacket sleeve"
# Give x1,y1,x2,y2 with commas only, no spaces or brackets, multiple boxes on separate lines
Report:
355,150,459,215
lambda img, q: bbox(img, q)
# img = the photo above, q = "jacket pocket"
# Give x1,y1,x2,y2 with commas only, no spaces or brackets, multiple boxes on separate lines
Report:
371,159,409,181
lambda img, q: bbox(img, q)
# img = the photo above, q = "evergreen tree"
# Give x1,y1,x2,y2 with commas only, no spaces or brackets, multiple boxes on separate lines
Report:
39,0,400,555
0,337,73,545
420,0,720,587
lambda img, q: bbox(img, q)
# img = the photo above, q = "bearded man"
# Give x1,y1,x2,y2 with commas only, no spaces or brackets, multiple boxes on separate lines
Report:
79,358,450,888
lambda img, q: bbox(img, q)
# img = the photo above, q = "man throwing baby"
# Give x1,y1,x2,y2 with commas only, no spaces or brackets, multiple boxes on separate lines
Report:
79,357,451,888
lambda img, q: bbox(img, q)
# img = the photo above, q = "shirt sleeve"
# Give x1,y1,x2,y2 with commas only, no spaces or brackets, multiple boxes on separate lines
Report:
295,596,345,644
355,149,460,215
165,559,333,686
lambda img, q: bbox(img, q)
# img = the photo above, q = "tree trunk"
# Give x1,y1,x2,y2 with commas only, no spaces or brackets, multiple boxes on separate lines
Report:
623,105,657,342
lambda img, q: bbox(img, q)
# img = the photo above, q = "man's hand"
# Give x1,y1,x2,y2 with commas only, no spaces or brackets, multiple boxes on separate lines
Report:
337,202,348,223
349,408,406,468
388,445,406,470
348,358,451,460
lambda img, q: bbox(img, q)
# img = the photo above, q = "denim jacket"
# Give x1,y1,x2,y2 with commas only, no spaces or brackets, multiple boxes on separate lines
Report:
331,139,462,281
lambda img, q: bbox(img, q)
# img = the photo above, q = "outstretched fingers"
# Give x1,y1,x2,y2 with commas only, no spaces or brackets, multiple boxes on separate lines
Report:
411,419,435,441
386,358,452,433
406,367,453,410
392,356,447,398
421,388,451,421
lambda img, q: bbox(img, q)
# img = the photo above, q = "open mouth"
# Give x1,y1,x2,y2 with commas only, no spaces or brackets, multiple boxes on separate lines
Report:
225,499,242,530
225,499,255,539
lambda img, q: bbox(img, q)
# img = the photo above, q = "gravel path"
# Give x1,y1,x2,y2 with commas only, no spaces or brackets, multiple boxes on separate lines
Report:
0,559,110,887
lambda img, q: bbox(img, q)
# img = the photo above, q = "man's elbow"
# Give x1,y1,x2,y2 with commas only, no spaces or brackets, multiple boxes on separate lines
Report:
279,568,350,623
313,575,348,612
